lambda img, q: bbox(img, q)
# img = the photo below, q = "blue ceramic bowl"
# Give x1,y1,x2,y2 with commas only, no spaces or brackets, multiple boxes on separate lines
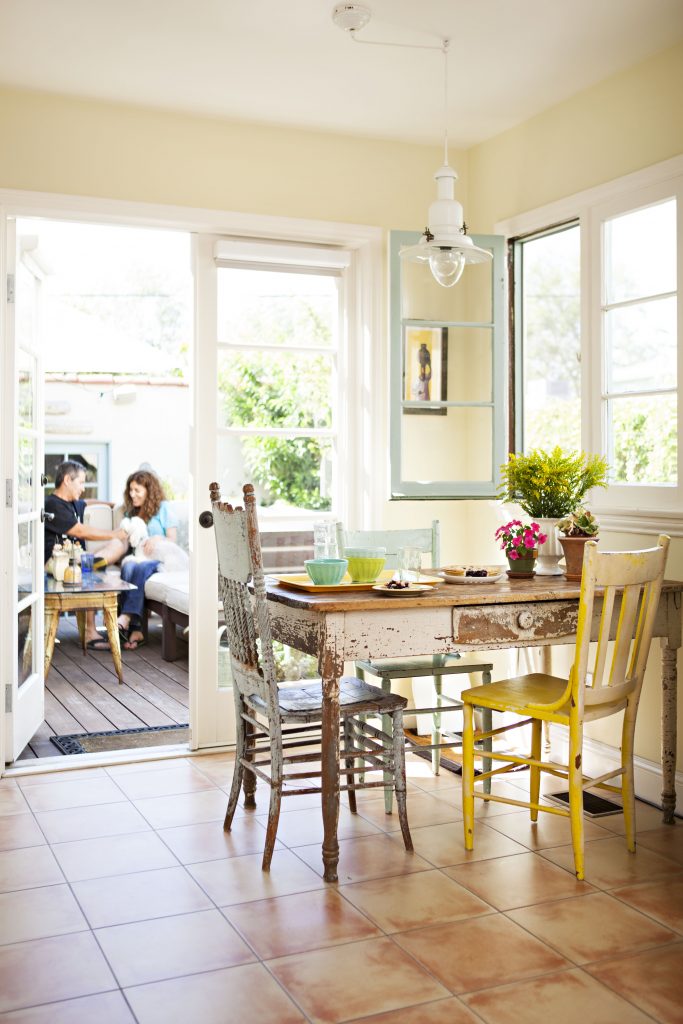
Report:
304,558,348,586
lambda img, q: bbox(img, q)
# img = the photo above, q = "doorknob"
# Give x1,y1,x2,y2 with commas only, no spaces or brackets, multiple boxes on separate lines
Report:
40,474,48,487
198,511,214,528
40,508,55,523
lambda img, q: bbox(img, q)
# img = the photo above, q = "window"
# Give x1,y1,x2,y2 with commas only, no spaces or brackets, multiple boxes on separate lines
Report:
214,241,349,520
513,224,580,452
44,443,110,499
507,157,683,527
389,231,506,499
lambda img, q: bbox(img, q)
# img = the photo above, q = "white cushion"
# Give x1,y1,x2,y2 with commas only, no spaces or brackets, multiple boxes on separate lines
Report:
144,570,188,604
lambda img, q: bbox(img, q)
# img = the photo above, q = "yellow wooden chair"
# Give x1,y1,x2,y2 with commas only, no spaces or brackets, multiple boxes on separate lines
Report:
461,535,670,880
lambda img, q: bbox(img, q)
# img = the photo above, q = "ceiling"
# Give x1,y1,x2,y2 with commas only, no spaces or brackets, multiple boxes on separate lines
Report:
1,0,682,148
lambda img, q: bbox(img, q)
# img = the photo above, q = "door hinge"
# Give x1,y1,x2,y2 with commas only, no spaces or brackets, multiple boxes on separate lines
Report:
5,479,12,509
5,685,12,714
6,273,14,304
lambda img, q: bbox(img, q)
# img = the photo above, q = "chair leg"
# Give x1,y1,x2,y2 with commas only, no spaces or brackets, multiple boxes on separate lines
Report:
431,675,442,776
392,710,413,852
481,669,492,795
530,718,542,821
344,718,357,813
568,717,585,880
242,716,257,809
224,700,247,831
462,702,475,851
381,678,394,814
621,701,637,853
355,663,367,788
262,730,283,872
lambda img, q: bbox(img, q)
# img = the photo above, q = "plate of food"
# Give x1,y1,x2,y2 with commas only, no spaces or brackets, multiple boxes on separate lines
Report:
371,582,434,597
439,565,505,584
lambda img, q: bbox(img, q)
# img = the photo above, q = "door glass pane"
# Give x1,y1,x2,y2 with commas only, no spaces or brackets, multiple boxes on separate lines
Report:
605,199,676,304
445,327,492,403
520,225,581,451
609,394,677,485
18,436,34,513
605,297,676,392
18,521,34,603
217,349,333,429
18,604,35,688
401,257,492,323
401,408,492,482
217,434,333,512
17,349,34,429
217,268,337,348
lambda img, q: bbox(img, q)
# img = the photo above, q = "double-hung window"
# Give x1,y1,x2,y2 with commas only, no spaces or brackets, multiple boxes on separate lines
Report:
508,157,682,529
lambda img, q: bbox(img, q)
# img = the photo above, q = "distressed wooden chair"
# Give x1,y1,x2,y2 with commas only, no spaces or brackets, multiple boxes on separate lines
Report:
207,482,413,870
461,535,670,880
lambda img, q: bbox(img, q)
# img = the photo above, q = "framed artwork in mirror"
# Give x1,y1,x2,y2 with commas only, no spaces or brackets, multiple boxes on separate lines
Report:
403,326,448,415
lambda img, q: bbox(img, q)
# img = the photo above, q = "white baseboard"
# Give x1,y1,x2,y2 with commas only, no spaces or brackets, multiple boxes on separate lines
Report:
549,726,682,815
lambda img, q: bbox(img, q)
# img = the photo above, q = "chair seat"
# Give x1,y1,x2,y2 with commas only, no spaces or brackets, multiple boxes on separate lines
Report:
463,672,628,723
356,654,493,680
247,676,407,722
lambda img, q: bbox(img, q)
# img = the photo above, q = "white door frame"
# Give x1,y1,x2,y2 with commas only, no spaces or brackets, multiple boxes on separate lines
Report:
0,188,383,766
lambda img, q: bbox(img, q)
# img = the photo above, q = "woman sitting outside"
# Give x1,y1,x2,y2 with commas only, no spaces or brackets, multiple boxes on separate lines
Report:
117,469,178,650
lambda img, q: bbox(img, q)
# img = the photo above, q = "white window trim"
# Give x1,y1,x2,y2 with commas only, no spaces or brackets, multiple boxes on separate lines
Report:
497,154,683,535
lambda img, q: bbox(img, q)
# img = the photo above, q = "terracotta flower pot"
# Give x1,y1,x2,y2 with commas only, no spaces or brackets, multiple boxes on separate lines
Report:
559,535,597,581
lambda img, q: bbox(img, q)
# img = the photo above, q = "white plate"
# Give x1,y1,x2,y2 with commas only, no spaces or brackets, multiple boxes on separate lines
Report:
371,583,434,597
439,567,505,584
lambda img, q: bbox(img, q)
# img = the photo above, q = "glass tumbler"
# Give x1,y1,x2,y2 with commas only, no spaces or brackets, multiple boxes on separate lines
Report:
398,545,422,583
313,521,338,559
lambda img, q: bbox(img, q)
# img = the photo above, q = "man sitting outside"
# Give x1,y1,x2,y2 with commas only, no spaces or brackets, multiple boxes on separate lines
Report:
45,460,129,650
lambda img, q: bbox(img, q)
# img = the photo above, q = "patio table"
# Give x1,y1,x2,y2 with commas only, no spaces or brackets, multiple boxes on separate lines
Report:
265,574,682,882
44,572,137,684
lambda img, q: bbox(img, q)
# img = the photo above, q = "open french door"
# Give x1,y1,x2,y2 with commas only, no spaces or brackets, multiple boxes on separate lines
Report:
2,220,46,763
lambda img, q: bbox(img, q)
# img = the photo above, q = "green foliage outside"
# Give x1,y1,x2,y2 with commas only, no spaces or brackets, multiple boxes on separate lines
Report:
499,446,609,518
217,297,333,511
611,396,677,485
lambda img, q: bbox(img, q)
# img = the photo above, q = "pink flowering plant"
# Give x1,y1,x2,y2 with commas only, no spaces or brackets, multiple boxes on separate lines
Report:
495,520,547,560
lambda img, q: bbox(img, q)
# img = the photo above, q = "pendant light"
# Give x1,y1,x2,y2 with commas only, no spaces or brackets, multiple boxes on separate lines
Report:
332,5,491,288
400,39,492,288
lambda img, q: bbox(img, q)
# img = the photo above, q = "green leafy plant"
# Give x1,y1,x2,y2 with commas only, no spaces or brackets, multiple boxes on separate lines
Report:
557,507,599,537
498,447,608,518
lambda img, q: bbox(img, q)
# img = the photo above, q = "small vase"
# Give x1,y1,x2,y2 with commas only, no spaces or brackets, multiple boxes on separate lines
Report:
507,550,537,578
535,517,564,576
559,535,597,581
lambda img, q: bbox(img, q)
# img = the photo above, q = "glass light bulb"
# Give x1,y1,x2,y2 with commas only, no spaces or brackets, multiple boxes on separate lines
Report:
429,248,465,288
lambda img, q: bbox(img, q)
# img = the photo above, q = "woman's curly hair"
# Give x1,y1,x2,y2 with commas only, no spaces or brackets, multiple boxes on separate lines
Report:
123,470,166,523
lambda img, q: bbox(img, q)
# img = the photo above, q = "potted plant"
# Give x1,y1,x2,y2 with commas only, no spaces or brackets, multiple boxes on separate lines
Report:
556,507,599,581
498,447,608,576
495,520,548,577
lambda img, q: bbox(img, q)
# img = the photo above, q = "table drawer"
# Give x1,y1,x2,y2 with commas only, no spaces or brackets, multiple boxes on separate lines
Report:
452,601,578,645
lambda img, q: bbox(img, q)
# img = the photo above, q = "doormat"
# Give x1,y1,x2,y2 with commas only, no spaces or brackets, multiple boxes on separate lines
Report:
50,724,189,756
547,790,623,817
405,729,466,775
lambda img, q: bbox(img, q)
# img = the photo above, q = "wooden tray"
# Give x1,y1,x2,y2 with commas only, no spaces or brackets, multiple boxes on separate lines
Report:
270,571,442,593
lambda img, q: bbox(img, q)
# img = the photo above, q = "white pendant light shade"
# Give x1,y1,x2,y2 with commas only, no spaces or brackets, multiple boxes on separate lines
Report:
400,162,492,288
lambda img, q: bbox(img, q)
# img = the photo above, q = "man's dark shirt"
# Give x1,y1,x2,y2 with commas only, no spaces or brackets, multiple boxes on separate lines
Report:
44,494,86,565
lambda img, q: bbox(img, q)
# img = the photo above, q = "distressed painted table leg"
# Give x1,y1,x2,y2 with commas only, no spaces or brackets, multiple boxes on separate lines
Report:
661,640,678,824
43,608,60,678
320,646,342,883
102,596,124,684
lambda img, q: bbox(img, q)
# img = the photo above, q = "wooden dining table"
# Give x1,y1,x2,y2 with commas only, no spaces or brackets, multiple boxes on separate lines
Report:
265,573,682,882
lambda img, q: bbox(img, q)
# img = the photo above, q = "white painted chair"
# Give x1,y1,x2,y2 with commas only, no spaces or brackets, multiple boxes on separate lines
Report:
337,521,494,810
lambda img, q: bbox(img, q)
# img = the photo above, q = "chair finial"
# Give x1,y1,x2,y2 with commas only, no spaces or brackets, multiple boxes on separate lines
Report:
209,482,221,503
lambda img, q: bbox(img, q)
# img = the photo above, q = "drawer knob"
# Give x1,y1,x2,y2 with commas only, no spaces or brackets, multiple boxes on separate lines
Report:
517,610,534,630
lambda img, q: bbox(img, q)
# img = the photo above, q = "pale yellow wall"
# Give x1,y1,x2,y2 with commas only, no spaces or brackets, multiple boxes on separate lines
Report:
0,85,462,229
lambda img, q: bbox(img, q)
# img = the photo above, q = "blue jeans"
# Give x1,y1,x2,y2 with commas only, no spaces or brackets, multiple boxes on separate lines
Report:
119,559,160,625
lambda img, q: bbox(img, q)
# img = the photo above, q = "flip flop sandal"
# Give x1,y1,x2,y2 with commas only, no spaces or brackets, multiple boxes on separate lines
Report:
86,638,111,651
126,635,147,651
118,626,130,644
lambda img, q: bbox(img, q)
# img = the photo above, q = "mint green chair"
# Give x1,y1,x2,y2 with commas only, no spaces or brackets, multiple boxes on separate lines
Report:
337,522,494,811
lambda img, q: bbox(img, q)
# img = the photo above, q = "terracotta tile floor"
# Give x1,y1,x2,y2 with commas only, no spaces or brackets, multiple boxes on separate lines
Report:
0,755,681,1023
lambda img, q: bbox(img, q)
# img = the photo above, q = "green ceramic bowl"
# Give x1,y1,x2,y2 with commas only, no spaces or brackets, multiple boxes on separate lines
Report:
304,558,348,586
345,547,387,583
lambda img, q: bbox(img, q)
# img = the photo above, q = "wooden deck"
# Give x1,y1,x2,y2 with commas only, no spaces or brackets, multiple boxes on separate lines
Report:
18,616,189,760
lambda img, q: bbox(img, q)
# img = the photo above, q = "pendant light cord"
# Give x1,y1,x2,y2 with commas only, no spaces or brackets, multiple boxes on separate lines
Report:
442,38,450,166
